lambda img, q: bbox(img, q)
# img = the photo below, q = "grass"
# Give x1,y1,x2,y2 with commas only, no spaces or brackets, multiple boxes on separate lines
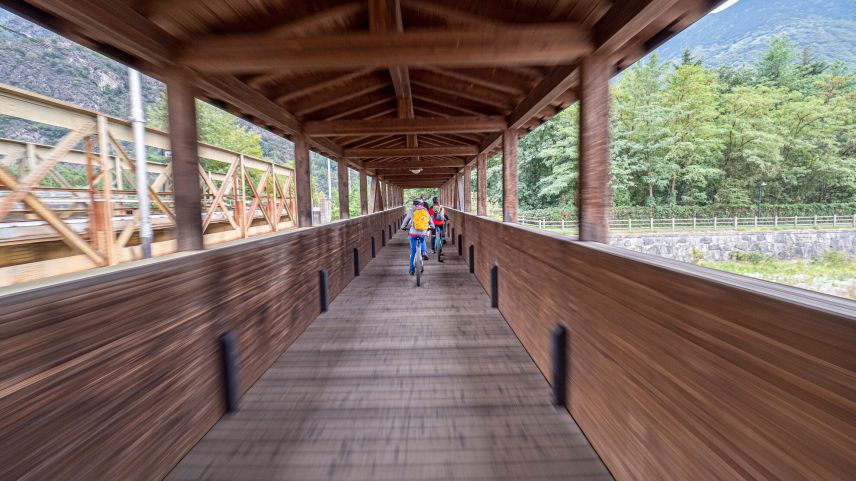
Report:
700,250,856,299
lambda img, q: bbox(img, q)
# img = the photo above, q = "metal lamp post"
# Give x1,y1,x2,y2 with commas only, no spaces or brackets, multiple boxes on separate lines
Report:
757,181,767,218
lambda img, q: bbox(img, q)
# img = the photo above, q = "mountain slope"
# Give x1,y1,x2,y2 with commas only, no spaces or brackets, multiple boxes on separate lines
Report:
654,0,856,66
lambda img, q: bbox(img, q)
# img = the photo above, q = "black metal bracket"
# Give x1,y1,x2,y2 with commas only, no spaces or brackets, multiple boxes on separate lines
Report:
353,248,360,276
219,331,239,414
490,265,498,308
319,269,329,312
552,325,568,407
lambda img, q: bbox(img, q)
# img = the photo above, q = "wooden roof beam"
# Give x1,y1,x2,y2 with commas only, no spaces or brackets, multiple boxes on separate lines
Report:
179,25,593,73
305,116,506,136
366,159,466,168
368,0,418,162
345,146,478,158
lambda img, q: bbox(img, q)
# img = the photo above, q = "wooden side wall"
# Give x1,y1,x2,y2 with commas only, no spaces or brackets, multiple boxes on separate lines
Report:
0,207,404,481
448,209,856,481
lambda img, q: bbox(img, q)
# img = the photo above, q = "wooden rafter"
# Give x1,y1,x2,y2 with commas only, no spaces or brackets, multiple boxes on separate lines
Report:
412,93,485,116
419,67,528,96
400,0,505,26
305,117,506,136
367,158,466,168
179,25,593,73
291,76,391,117
345,146,478,158
273,68,376,103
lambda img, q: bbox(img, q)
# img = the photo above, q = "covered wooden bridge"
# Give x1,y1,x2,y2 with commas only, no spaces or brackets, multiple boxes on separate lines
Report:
1,1,854,481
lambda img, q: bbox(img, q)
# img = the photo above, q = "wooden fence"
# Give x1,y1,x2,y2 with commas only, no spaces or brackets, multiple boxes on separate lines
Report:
517,214,856,232
0,207,404,481
448,209,856,481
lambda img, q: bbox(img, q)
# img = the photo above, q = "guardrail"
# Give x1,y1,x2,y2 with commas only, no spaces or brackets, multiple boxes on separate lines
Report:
516,214,856,232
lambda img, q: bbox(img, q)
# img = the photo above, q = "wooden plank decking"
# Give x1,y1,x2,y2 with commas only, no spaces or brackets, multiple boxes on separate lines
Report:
166,232,613,481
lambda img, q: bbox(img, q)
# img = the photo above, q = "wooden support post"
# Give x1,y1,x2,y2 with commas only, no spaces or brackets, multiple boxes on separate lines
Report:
453,174,458,209
463,165,472,213
477,153,487,216
96,115,117,264
293,134,312,227
238,154,247,238
337,159,349,219
383,183,388,210
166,75,204,251
24,142,36,176
578,54,610,242
373,179,384,212
359,169,368,215
502,129,518,223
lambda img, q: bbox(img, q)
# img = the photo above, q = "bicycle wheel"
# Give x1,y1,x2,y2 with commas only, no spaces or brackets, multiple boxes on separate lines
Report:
415,254,422,287
435,233,443,261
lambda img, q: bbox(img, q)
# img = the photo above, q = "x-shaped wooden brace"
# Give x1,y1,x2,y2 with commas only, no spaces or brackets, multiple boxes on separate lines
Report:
202,154,242,232
0,122,95,220
0,164,104,264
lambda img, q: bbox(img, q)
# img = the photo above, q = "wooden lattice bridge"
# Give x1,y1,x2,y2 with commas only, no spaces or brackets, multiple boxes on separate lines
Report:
0,1,853,481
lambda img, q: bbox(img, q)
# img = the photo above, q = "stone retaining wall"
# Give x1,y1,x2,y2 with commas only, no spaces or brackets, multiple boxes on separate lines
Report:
609,229,856,262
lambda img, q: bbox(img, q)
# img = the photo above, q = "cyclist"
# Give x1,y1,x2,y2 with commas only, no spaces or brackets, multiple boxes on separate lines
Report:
401,198,434,275
428,197,448,258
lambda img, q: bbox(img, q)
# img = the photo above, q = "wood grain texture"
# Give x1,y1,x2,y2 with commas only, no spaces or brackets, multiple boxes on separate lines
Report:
293,134,312,227
0,207,404,481
337,158,349,220
165,231,613,481
462,165,472,213
165,74,204,251
501,129,518,223
359,169,368,215
577,54,610,242
476,153,487,216
448,209,856,481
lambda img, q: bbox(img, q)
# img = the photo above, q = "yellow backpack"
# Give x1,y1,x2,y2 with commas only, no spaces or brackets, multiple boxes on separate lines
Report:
413,208,430,231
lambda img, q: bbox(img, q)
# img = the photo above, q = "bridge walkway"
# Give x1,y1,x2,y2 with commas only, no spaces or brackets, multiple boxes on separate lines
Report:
166,231,613,481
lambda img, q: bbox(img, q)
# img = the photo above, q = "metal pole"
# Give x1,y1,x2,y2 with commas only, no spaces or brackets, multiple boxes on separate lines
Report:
129,68,152,258
757,181,766,218
326,157,333,202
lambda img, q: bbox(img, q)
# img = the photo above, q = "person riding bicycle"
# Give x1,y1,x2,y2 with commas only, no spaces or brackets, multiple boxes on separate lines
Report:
427,197,448,257
401,198,435,275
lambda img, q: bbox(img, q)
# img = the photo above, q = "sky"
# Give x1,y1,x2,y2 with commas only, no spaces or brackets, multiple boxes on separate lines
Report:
712,0,740,13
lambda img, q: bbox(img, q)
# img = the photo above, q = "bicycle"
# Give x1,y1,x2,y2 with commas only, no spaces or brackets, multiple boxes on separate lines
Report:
433,225,444,262
414,236,425,287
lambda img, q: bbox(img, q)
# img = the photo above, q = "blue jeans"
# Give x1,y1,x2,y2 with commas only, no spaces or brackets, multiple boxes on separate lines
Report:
409,236,427,272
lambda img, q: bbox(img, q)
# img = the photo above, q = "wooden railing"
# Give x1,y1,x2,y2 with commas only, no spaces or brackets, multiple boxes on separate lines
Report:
0,83,296,282
0,206,405,481
447,209,856,481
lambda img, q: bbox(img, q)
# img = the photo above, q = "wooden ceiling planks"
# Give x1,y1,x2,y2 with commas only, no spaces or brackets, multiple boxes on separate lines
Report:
5,0,723,187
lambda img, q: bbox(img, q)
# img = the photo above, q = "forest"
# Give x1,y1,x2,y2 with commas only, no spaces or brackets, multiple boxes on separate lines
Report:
483,36,856,219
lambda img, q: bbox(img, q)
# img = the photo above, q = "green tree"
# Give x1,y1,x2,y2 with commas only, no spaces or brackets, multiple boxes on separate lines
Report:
147,92,264,173
662,63,723,205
